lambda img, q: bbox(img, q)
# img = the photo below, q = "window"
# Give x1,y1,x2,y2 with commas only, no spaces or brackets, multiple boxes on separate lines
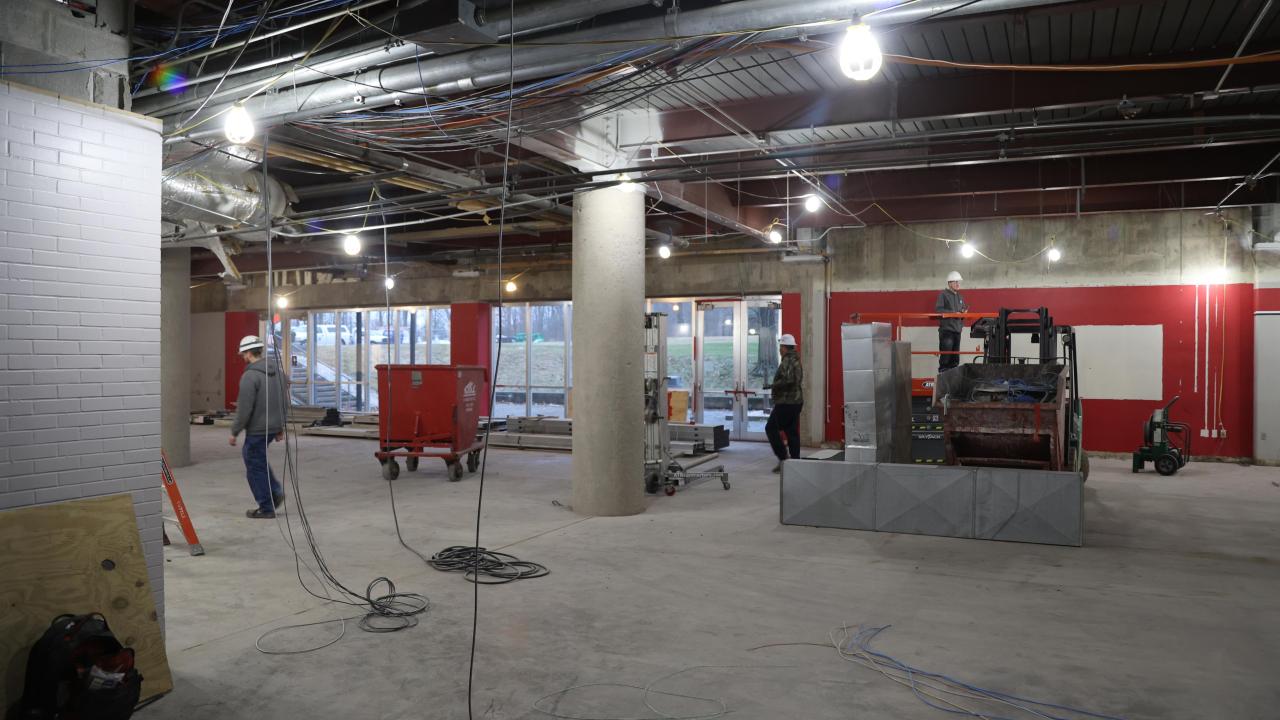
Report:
490,302,572,419
289,305,452,410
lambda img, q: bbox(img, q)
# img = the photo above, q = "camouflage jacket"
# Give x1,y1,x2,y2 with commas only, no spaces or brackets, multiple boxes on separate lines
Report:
770,351,804,405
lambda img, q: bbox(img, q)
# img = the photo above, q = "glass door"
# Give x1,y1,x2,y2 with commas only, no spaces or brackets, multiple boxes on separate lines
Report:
693,297,782,441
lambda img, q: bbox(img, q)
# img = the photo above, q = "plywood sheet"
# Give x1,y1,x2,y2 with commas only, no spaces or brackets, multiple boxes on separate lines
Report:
0,494,173,709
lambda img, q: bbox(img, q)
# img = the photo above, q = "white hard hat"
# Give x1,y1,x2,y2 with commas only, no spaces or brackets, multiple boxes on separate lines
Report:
779,333,797,346
238,335,264,352
947,271,963,283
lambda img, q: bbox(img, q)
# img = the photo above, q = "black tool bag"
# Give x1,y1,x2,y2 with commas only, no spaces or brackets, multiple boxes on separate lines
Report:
15,613,143,720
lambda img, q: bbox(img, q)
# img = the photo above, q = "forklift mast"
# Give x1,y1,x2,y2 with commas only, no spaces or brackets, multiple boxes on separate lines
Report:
972,307,1063,365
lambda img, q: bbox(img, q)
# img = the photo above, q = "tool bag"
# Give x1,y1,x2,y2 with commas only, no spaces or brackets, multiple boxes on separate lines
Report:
16,613,143,720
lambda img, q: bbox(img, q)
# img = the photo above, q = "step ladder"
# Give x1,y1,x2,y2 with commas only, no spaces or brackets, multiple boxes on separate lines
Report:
161,451,205,556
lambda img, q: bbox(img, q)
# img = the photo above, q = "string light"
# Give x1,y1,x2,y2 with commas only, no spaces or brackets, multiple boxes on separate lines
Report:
275,295,289,309
804,194,822,213
838,23,883,81
341,234,362,256
505,280,518,293
616,173,639,192
657,244,672,259
384,277,395,290
1047,247,1062,262
224,103,255,144
960,242,976,259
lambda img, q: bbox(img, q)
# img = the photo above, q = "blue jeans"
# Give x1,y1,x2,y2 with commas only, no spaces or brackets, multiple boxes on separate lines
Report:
242,433,283,513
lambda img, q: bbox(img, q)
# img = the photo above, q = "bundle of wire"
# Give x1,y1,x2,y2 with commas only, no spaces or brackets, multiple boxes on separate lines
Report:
825,624,1129,720
427,546,550,584
968,378,1058,403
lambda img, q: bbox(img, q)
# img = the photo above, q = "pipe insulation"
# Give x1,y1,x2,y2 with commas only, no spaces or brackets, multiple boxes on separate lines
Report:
161,167,289,229
164,0,1066,140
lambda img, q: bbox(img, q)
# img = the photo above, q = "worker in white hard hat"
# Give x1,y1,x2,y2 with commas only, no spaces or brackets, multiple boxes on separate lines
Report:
228,335,287,519
764,333,803,472
935,271,968,374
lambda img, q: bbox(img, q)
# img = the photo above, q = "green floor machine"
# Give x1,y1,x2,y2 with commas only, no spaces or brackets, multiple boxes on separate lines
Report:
1133,396,1192,476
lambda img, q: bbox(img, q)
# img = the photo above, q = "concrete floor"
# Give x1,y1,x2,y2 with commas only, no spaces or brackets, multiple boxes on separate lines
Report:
144,426,1280,720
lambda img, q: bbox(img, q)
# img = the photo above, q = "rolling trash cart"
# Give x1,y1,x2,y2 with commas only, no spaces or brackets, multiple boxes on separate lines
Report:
374,364,488,482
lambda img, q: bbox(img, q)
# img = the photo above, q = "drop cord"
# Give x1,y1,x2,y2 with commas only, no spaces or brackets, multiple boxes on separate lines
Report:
468,0,517,716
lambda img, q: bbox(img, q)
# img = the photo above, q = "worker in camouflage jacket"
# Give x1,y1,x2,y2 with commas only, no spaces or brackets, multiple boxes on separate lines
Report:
765,334,803,472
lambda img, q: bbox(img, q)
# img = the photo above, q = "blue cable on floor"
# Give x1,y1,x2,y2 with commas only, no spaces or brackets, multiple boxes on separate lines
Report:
846,626,1129,720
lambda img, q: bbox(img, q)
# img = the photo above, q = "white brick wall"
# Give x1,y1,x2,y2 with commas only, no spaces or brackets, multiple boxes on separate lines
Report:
0,80,164,619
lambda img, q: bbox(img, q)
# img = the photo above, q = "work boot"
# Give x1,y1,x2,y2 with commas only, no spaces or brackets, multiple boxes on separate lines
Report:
246,508,276,519
272,493,285,509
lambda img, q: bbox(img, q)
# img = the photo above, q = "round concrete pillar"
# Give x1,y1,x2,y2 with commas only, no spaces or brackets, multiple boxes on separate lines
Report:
570,186,646,516
161,248,192,467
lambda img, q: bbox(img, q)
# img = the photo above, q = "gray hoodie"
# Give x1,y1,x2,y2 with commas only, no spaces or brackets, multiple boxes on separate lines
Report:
230,357,287,437
935,288,968,334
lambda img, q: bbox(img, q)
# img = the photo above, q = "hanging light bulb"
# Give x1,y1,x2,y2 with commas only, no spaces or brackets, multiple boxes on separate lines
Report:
768,228,783,244
341,233,362,256
1047,247,1062,262
384,277,395,290
838,23,883,82
275,295,289,309
616,173,639,192
960,242,976,259
803,194,822,213
224,103,256,144
505,280,518,293
657,244,672,259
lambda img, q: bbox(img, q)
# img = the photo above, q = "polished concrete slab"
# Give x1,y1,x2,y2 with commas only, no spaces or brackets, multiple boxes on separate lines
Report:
144,426,1280,719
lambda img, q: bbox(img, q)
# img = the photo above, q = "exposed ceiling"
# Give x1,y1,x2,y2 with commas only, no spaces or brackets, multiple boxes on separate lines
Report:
128,0,1280,279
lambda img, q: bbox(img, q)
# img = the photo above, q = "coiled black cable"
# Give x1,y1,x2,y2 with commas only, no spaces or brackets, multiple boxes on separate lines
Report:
428,545,550,584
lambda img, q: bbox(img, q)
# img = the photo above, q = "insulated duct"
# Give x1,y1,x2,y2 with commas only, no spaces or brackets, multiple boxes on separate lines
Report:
161,168,289,229
165,0,1069,140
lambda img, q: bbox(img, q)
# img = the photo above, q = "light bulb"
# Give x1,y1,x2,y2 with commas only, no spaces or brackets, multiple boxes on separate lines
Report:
803,194,821,213
224,104,255,144
341,233,362,256
384,277,395,290
1047,247,1062,262
768,228,783,244
671,304,679,312
960,243,975,259
617,173,639,192
838,23,883,82
505,280,517,293
275,295,288,309
657,244,672,259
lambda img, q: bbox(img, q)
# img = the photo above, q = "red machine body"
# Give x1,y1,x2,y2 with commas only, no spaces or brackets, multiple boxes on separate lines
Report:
373,364,488,481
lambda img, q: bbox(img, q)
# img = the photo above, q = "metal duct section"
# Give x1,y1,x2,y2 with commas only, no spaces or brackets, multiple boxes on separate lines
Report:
161,166,289,230
167,0,1069,140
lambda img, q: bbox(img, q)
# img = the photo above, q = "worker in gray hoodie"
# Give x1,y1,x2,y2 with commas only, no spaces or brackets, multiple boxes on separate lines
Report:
228,335,287,518
935,271,968,374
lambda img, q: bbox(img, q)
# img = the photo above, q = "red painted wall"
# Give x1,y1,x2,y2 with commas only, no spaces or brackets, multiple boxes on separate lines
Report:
451,303,493,413
1257,287,1280,312
825,284,1256,458
224,311,260,411
781,292,801,348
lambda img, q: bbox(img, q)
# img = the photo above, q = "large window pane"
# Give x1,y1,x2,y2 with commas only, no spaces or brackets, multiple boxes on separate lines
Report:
531,387,566,418
313,311,337,384
287,316,310,405
529,303,566,386
395,309,417,364
494,305,526,387
430,307,451,364
493,388,527,419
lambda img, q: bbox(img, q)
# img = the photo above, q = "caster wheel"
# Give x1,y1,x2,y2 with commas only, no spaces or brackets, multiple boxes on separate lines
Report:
406,456,419,472
663,485,676,496
381,460,400,481
1155,453,1179,476
448,462,464,482
467,452,480,473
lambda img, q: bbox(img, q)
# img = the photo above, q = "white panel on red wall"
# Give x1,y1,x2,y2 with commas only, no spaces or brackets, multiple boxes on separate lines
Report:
1073,325,1163,400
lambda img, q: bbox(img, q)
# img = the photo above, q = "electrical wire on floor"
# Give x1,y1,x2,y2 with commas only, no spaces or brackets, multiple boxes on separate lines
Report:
748,624,1130,720
246,129,429,656
426,546,549,584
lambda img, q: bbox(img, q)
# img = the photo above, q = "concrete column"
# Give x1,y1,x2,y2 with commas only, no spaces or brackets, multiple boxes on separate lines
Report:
161,248,192,467
571,186,645,516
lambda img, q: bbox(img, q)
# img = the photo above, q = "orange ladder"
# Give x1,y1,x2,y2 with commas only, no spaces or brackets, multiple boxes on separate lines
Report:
161,451,205,556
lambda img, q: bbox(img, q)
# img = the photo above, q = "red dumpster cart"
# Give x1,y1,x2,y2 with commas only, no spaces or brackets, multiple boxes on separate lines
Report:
374,364,488,482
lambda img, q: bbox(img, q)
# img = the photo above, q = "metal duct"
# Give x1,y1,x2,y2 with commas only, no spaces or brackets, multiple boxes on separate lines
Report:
140,0,655,118
161,167,289,229
167,0,1068,140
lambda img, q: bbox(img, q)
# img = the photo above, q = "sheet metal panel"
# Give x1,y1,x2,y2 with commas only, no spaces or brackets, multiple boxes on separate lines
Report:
974,468,1083,546
875,464,976,538
779,458,876,530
